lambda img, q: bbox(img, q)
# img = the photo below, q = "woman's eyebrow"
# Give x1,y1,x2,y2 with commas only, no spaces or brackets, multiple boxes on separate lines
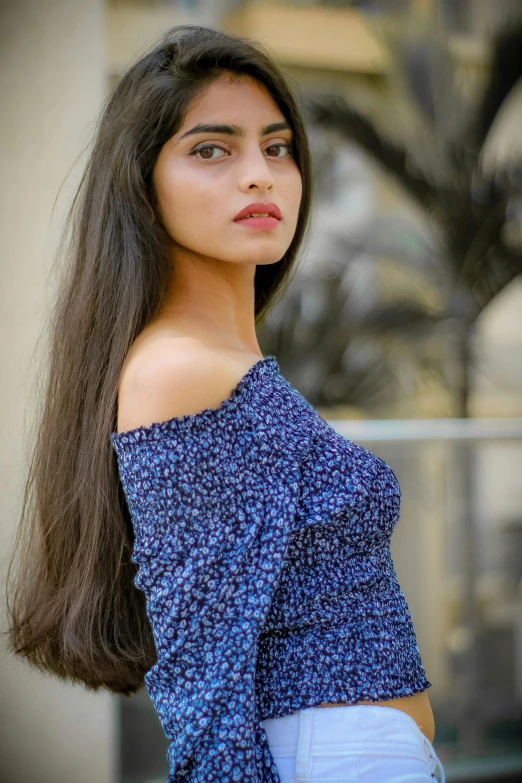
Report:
179,121,291,140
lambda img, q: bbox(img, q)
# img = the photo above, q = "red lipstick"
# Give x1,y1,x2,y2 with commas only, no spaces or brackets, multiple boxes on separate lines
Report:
233,202,281,230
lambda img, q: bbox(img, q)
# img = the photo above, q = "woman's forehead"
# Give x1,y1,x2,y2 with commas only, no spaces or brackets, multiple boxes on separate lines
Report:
180,75,285,128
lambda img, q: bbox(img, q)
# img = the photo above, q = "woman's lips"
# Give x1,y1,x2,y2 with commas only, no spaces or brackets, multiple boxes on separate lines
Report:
234,215,280,229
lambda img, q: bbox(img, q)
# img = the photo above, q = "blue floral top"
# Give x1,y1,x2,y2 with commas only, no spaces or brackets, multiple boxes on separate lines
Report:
110,355,431,783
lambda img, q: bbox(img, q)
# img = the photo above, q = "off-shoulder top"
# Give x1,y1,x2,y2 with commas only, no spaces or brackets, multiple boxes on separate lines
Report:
110,355,432,783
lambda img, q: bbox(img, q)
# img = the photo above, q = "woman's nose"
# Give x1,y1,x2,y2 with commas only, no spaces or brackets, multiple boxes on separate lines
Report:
238,149,275,191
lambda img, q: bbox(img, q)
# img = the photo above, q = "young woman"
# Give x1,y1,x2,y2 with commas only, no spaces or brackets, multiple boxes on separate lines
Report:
6,24,445,783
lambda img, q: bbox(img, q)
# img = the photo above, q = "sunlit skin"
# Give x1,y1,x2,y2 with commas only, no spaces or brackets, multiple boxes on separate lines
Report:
147,72,436,744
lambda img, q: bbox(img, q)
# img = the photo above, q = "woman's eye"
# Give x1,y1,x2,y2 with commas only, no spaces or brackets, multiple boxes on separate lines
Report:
190,142,293,160
190,144,226,160
265,142,293,158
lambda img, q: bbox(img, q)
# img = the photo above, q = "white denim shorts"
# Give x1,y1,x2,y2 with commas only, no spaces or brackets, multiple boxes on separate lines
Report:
260,704,446,783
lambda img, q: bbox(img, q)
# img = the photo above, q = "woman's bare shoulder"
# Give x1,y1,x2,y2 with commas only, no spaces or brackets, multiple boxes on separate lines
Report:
116,334,242,434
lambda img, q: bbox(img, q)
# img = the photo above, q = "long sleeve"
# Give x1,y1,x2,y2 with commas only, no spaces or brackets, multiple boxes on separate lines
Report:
110,382,311,783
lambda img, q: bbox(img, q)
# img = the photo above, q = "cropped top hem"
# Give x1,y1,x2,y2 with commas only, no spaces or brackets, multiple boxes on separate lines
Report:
110,354,432,783
257,677,433,722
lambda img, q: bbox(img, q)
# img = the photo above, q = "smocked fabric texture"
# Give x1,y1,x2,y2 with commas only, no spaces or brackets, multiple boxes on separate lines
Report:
110,356,432,783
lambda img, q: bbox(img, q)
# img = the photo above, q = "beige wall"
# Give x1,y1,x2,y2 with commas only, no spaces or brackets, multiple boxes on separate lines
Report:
0,2,117,782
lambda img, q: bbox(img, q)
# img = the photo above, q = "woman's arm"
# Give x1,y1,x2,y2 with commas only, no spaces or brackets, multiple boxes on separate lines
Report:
111,345,304,782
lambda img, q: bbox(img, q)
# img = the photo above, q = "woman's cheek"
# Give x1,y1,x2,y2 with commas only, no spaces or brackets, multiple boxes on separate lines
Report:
167,208,224,254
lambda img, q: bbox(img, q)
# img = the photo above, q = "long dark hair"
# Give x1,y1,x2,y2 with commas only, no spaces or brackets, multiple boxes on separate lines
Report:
3,24,313,695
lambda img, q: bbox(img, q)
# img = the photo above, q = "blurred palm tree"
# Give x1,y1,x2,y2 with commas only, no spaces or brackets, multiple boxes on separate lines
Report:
261,19,522,419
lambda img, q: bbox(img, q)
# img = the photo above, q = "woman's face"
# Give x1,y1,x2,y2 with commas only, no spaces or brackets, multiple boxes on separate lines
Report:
153,73,303,268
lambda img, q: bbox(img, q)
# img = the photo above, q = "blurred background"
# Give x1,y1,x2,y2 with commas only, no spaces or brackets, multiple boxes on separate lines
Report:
1,0,521,781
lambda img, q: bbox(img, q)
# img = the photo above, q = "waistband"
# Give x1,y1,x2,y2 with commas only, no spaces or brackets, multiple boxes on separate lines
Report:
261,704,435,761
260,704,446,782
